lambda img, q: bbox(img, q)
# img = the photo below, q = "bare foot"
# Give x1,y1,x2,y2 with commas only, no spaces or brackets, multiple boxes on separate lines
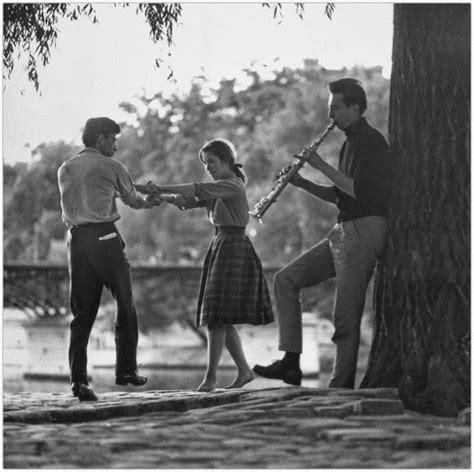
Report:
225,370,256,389
196,378,217,392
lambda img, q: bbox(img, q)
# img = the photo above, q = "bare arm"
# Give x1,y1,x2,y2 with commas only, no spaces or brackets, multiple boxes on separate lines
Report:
135,182,196,198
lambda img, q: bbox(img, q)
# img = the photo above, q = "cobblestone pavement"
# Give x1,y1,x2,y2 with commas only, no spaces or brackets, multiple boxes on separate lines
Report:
4,387,470,469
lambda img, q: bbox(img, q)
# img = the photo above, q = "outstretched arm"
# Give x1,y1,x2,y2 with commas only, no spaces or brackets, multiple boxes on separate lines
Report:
135,182,196,198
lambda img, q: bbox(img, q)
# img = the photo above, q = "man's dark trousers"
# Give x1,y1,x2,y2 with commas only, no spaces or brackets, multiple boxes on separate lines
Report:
68,221,138,384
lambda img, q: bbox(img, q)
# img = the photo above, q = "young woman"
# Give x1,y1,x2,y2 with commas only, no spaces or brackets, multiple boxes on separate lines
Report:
143,139,274,391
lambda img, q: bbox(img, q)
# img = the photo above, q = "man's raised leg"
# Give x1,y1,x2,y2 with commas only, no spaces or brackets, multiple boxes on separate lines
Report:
253,238,335,385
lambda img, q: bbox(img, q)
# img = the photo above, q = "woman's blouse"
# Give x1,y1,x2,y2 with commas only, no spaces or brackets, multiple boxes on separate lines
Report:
181,176,249,227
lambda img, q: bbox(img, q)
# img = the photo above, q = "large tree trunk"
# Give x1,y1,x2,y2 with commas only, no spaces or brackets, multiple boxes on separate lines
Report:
361,4,470,416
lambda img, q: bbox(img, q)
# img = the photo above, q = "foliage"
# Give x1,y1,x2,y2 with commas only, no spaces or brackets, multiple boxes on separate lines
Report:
325,3,336,20
3,3,98,91
3,3,182,91
3,2,336,92
3,61,389,331
262,3,306,21
4,141,79,261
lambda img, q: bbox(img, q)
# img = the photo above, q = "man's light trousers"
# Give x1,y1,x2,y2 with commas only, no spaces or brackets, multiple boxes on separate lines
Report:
274,215,388,389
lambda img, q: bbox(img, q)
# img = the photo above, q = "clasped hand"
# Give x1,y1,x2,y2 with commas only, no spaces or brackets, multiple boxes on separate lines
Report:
145,193,165,208
135,182,185,208
135,182,165,208
135,182,163,195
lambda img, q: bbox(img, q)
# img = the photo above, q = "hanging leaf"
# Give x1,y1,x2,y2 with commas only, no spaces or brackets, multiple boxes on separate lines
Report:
325,3,335,20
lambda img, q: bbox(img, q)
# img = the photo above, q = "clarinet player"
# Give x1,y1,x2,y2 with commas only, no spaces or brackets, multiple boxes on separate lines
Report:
253,78,392,389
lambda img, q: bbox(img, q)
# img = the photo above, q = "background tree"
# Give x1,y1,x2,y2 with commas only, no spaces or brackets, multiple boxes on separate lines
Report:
4,141,79,261
360,4,470,417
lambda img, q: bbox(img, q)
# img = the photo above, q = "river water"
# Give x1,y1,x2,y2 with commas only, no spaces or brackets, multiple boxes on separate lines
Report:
4,308,338,394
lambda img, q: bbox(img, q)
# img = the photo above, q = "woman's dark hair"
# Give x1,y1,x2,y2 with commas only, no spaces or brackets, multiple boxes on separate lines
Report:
328,78,367,115
199,138,246,182
82,117,120,147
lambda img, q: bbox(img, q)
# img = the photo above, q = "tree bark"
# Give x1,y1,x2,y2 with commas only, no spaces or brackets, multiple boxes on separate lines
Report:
361,4,470,416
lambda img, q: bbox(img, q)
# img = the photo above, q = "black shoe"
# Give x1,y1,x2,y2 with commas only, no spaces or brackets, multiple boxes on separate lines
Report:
253,360,302,386
71,382,98,401
115,373,148,386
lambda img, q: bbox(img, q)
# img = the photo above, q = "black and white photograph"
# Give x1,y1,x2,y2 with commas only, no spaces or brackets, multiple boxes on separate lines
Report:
3,1,470,469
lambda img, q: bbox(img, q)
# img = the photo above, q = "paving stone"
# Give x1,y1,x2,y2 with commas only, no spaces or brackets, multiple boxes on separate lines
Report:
313,403,356,418
222,438,268,448
169,450,230,461
445,425,471,437
328,388,400,399
4,455,50,468
344,414,413,423
395,433,471,450
3,387,470,469
321,427,397,442
235,407,274,416
293,417,349,436
278,406,315,416
457,407,470,425
352,399,405,415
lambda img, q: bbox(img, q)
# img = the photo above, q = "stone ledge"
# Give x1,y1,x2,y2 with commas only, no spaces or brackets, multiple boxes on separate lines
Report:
4,387,404,424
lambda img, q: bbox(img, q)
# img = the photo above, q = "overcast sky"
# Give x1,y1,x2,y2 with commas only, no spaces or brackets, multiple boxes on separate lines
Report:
2,2,393,165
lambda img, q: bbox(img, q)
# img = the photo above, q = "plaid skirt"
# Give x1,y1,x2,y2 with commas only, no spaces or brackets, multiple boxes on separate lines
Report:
196,226,274,327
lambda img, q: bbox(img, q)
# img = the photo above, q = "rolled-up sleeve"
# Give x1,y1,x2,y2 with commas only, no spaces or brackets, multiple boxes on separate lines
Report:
353,135,391,211
115,162,137,206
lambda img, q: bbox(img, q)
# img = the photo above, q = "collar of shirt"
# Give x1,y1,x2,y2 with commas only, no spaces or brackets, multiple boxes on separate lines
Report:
79,147,102,156
344,117,367,138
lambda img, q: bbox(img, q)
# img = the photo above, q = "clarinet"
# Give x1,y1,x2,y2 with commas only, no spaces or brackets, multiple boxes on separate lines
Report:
249,121,335,221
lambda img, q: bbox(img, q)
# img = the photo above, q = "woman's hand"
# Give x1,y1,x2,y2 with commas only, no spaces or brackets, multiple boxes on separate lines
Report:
135,181,163,195
162,194,186,207
144,194,164,208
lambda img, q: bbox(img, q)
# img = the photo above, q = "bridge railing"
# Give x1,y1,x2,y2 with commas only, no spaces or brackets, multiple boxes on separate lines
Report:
3,264,281,324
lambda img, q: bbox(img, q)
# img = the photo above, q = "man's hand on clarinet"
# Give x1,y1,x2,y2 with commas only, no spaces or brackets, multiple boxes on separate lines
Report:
301,149,326,171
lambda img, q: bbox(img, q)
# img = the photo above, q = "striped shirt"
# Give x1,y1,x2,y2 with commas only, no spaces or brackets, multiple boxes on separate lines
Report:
57,148,138,227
